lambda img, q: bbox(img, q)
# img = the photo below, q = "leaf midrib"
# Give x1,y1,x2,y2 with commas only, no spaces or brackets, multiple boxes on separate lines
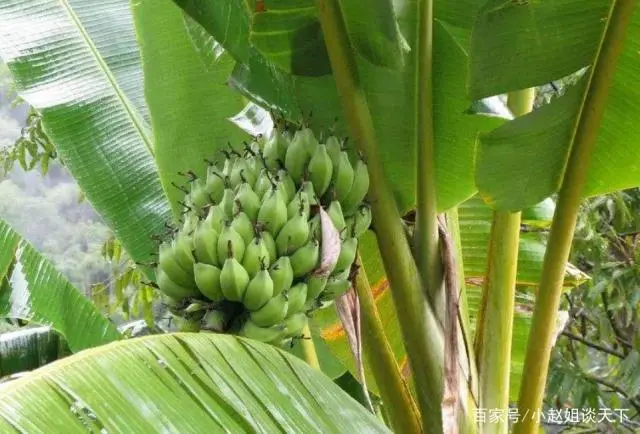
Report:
59,0,153,156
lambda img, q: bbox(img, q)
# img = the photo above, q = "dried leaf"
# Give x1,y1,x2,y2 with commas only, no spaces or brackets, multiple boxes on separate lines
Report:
334,285,373,412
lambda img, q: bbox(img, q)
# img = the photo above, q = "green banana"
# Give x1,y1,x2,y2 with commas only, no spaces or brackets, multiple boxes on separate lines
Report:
335,237,358,273
287,190,310,220
250,293,289,326
321,276,351,300
219,243,250,302
216,223,246,264
290,239,320,278
172,233,196,271
263,128,286,171
308,213,321,242
308,144,333,197
205,166,225,203
221,152,236,177
218,187,235,219
254,169,273,200
341,159,370,214
158,242,195,287
242,237,271,278
188,179,210,210
181,213,199,234
231,212,254,245
257,188,288,236
229,157,256,188
283,313,308,338
205,205,226,233
233,183,261,221
276,212,310,256
326,200,347,234
284,128,314,183
193,263,223,302
184,302,205,314
269,256,294,296
193,223,219,266
300,181,318,206
261,230,277,262
325,135,342,167
331,152,355,203
239,320,286,343
305,274,328,302
285,282,308,315
173,315,201,332
157,269,201,299
276,169,296,203
243,267,274,311
352,203,372,237
201,309,228,332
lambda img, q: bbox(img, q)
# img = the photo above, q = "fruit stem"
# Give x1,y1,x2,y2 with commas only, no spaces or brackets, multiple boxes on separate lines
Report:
354,254,422,434
300,323,320,370
315,0,444,430
514,2,636,432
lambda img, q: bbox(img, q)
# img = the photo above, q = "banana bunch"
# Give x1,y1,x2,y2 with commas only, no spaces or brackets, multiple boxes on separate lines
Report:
153,124,371,347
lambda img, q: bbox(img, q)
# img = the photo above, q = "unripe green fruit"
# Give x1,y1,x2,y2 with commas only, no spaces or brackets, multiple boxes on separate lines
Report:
261,230,277,263
352,204,372,237
305,274,328,303
286,282,308,315
239,320,286,343
325,136,342,168
285,128,316,183
331,152,355,203
342,159,370,215
300,181,319,206
269,256,294,296
276,170,296,203
172,233,196,272
308,213,321,241
230,158,256,188
335,237,358,273
287,190,310,220
220,255,250,302
321,276,351,300
193,263,223,302
250,293,289,326
188,179,210,210
283,313,308,338
157,269,201,299
216,224,246,264
233,183,261,221
193,223,219,266
263,128,287,171
254,169,272,200
242,236,271,278
243,268,274,311
218,188,235,219
290,239,320,278
158,243,195,287
231,212,254,245
201,309,228,332
174,315,201,333
308,144,333,197
276,212,310,256
205,166,225,203
257,188,287,236
205,205,225,233
326,200,346,234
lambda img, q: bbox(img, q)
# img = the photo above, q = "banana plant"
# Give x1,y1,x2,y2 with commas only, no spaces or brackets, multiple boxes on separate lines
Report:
0,0,638,432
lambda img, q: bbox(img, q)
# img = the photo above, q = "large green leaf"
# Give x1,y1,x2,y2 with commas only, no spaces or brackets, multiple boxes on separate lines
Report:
0,327,69,378
472,3,640,210
177,0,504,212
0,0,171,265
132,0,246,215
0,219,120,352
251,1,332,76
0,333,389,432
